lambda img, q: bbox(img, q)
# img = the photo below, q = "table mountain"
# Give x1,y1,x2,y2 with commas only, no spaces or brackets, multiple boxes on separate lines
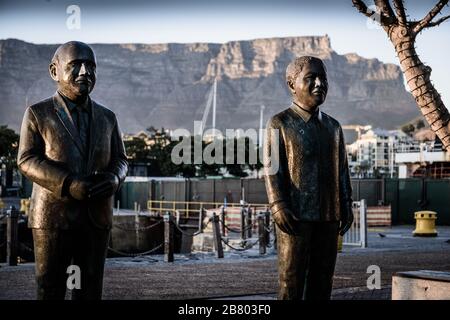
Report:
0,36,419,134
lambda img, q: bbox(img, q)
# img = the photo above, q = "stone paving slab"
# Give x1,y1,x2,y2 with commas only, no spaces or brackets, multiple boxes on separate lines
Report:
212,286,392,300
1,248,449,300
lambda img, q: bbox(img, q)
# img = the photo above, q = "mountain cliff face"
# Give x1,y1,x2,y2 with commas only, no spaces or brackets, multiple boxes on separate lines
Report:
0,36,419,134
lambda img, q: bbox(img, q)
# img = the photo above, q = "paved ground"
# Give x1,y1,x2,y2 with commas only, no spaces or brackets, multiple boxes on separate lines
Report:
1,225,449,300
214,287,392,300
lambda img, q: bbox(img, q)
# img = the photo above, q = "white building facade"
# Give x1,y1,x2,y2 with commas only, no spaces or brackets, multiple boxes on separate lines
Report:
347,127,411,178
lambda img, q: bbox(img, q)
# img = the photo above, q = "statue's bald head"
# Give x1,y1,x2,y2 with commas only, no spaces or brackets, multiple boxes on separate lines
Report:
51,41,96,67
49,41,97,103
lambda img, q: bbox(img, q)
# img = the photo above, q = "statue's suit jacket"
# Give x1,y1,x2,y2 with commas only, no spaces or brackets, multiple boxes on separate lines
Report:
17,92,128,230
264,104,353,222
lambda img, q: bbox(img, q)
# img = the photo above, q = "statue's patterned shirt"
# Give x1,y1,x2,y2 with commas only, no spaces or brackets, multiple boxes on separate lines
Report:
263,103,353,222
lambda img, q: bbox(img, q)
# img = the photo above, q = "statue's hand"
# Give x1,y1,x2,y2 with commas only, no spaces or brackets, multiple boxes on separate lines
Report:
273,208,299,235
339,206,354,236
68,176,94,201
88,171,119,199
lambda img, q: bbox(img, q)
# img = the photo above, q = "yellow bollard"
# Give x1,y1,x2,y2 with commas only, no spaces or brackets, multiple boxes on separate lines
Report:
413,211,437,237
337,234,343,252
20,198,30,215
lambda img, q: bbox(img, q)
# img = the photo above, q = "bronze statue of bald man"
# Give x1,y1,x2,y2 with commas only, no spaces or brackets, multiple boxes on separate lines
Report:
264,56,353,300
17,41,128,300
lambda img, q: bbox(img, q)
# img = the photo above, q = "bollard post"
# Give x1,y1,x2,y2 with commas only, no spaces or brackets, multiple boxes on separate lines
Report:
360,199,368,248
258,214,266,255
212,212,224,258
264,209,270,245
246,207,252,239
7,206,19,266
240,205,246,240
220,206,226,236
198,206,204,233
164,212,174,262
273,222,277,252
176,210,180,227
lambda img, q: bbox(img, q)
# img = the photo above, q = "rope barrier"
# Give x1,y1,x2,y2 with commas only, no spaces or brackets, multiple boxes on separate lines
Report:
172,222,203,237
107,243,164,257
4,239,166,259
0,208,274,263
113,219,163,232
220,237,259,251
203,218,212,229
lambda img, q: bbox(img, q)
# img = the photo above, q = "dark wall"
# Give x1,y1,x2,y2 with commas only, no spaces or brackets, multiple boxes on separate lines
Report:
385,178,450,225
20,176,450,225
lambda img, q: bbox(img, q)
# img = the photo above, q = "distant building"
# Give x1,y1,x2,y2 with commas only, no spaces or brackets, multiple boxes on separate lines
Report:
394,139,450,178
345,124,450,179
346,127,411,178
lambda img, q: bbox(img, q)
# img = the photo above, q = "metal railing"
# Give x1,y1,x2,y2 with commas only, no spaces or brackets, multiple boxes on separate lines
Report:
147,200,269,219
343,199,367,248
395,142,444,153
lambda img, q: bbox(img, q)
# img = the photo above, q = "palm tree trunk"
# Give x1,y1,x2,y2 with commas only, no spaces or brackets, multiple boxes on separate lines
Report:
352,0,450,150
390,27,450,148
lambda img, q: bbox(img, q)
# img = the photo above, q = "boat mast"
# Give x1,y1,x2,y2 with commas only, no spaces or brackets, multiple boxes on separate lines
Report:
259,105,265,147
212,78,217,138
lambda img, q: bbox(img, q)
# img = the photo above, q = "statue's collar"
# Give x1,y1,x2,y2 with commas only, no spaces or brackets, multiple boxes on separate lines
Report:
290,102,321,123
57,91,91,113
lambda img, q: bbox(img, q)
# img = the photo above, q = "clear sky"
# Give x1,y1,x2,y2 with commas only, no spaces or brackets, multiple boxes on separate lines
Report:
1,0,449,106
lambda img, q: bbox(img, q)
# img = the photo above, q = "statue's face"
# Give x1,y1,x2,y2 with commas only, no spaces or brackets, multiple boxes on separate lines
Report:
289,60,328,111
50,43,96,102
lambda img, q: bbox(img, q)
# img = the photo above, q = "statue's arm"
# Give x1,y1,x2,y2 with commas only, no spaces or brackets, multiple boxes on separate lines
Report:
338,125,354,232
263,118,290,215
17,107,71,197
106,116,128,189
338,125,353,205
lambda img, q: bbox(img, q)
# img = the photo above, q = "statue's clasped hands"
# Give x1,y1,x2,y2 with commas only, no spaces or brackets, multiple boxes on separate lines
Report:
68,171,119,201
88,171,119,199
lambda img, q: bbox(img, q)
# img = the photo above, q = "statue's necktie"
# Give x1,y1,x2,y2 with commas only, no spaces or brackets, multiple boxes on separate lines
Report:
75,106,89,152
